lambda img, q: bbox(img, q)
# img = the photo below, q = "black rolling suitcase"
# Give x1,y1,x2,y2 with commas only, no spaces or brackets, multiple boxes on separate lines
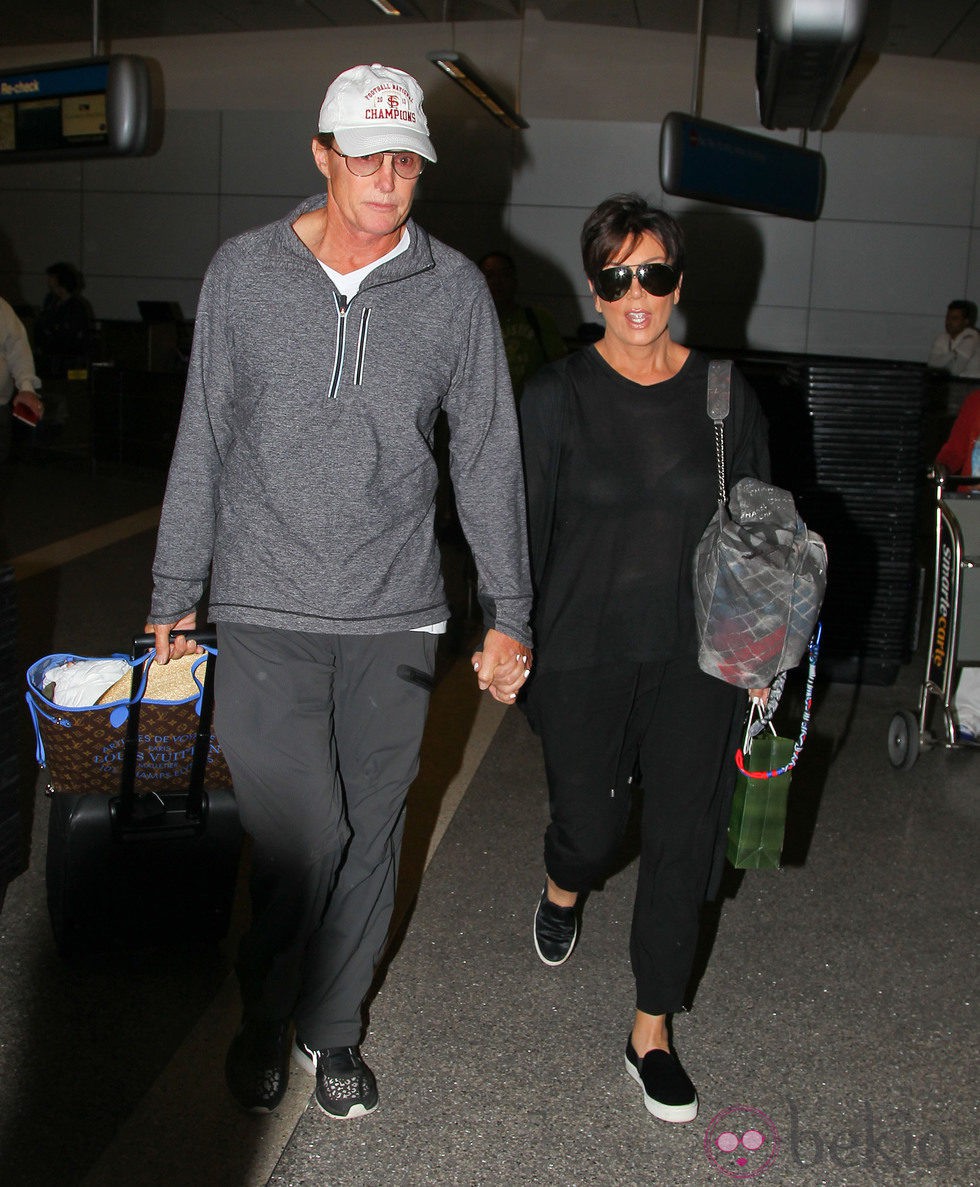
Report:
42,630,243,958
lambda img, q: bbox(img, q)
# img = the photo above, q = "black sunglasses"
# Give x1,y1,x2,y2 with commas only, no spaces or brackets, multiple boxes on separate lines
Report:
593,262,678,302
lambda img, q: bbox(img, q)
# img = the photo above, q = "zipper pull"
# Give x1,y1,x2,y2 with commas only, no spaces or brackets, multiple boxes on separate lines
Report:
327,291,350,400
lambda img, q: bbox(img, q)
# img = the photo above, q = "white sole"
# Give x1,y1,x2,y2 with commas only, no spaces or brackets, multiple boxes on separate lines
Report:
296,1044,379,1119
532,902,578,966
314,1098,378,1121
292,1043,316,1076
625,1053,699,1124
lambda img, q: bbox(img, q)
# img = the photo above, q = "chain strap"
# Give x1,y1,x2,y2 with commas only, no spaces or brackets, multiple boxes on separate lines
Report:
712,419,727,505
734,624,822,779
706,358,732,506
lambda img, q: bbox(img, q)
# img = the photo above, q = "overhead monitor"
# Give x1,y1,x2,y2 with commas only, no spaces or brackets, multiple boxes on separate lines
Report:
660,112,825,222
0,55,151,163
757,0,867,131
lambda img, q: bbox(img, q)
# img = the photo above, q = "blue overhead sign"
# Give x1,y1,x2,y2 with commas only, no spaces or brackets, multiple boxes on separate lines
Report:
0,62,110,102
660,111,825,222
0,56,151,161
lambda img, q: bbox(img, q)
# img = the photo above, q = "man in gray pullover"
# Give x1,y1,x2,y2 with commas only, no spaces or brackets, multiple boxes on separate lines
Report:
147,63,533,1119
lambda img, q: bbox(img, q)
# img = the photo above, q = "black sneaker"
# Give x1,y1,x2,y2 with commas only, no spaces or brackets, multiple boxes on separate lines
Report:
625,1038,698,1123
533,888,578,966
294,1040,379,1119
225,1019,291,1113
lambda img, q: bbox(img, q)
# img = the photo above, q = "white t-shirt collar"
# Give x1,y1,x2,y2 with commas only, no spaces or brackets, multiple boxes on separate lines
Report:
319,227,411,300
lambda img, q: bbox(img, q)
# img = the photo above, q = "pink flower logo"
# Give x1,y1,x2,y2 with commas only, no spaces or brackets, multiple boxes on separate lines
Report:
704,1106,780,1179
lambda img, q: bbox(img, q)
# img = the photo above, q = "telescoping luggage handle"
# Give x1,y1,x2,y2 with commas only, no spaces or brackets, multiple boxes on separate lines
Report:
119,628,218,821
735,624,822,780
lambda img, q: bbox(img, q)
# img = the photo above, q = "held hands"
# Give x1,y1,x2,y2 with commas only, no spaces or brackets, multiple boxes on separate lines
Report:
145,610,201,665
147,617,534,693
472,628,533,704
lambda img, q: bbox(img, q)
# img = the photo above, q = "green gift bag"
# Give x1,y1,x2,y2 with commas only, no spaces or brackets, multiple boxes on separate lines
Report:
726,625,823,869
727,730,795,869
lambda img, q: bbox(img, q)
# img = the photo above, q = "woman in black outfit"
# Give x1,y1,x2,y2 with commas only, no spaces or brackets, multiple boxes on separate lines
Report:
520,194,770,1124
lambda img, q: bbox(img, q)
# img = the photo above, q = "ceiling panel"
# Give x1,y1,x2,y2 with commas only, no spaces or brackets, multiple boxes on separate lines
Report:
0,0,977,63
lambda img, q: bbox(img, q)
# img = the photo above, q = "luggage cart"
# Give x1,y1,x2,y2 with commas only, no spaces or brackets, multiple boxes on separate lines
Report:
888,471,980,768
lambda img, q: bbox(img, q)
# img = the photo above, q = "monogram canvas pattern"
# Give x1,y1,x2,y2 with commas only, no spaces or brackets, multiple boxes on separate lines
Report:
694,477,827,688
28,668,233,795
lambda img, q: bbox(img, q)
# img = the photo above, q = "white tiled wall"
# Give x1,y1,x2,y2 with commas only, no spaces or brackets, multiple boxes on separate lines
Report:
500,125,979,360
0,54,977,366
0,189,83,283
811,221,970,315
819,133,978,225
83,111,223,195
510,120,664,209
219,111,319,197
217,195,309,247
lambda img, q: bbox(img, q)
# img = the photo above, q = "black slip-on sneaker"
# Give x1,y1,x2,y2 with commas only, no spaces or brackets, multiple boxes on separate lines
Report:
625,1037,698,1123
533,888,579,966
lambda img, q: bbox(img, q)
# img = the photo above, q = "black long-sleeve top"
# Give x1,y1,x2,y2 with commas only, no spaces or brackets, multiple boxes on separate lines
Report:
519,346,770,673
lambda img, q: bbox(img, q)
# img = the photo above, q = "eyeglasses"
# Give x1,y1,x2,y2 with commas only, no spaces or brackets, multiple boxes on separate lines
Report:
329,145,424,180
593,262,678,302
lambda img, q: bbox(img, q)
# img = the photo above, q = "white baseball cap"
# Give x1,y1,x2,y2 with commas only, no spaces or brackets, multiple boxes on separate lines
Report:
318,63,437,163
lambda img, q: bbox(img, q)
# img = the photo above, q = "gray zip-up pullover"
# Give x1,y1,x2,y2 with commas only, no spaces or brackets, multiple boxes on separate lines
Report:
150,194,532,646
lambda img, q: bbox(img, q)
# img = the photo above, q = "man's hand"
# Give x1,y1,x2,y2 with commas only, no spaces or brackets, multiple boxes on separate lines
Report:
145,610,200,665
12,390,43,422
472,628,532,704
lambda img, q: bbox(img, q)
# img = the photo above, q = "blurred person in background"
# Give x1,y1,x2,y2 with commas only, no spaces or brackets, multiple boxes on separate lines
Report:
0,296,43,462
479,251,567,402
928,299,980,380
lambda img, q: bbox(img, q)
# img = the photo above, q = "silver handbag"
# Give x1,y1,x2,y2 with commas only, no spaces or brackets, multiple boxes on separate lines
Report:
693,360,827,689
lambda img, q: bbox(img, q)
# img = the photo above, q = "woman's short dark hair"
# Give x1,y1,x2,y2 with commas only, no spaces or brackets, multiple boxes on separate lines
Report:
581,194,685,281
46,261,82,294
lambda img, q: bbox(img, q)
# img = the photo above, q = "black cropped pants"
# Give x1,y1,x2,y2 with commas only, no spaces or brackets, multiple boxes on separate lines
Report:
528,654,742,1016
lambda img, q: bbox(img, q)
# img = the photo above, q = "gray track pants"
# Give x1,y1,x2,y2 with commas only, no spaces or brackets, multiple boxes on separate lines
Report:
214,622,437,1050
